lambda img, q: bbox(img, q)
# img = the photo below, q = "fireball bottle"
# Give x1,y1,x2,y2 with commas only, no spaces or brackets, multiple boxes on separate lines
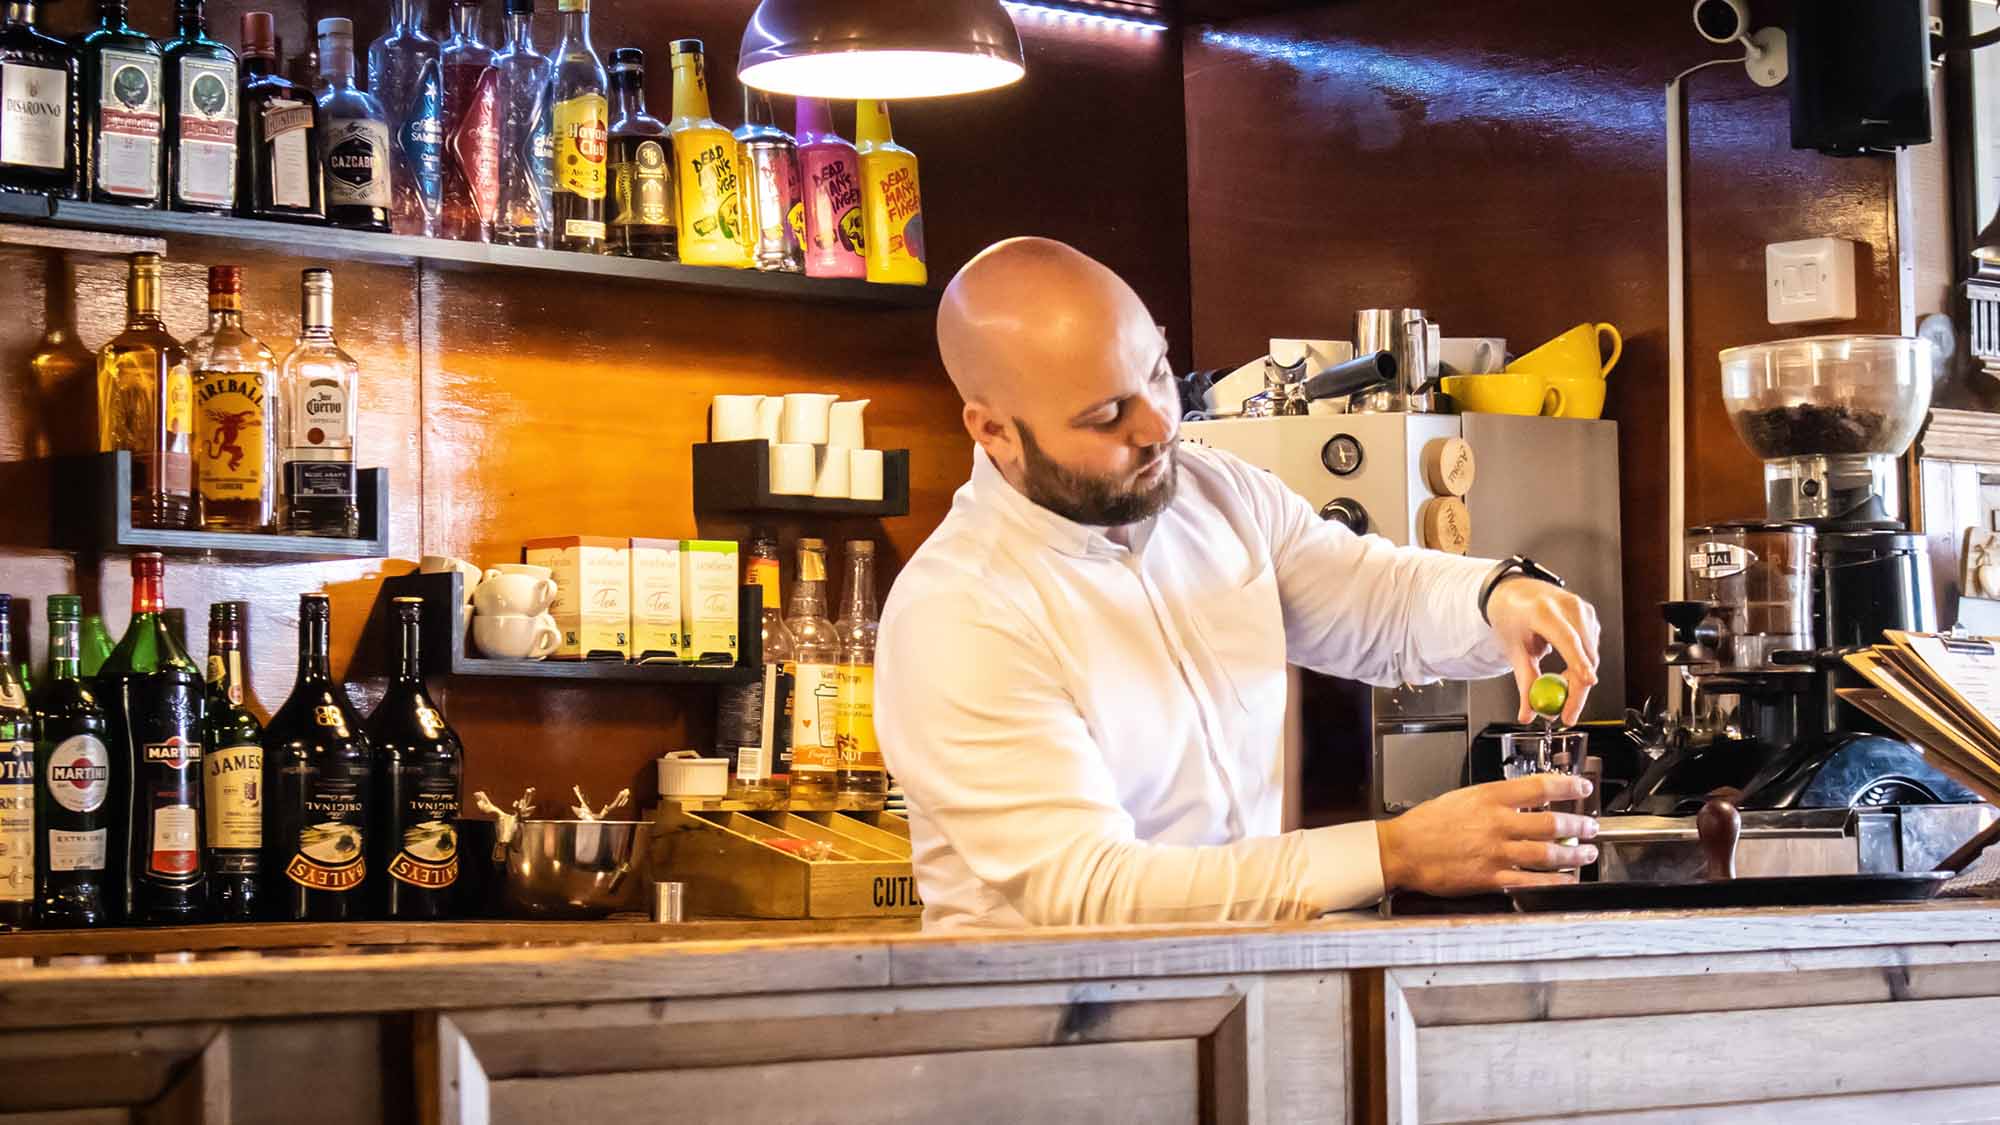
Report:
854,100,925,286
185,265,276,532
32,595,116,928
665,39,745,268
262,593,372,922
794,97,863,279
367,597,462,920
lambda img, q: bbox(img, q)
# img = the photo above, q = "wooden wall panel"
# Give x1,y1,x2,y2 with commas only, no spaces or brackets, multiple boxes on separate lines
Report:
1183,0,1902,708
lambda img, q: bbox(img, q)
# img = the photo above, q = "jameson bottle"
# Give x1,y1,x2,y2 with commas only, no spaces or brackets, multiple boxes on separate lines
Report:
314,19,390,232
161,0,235,213
491,0,550,248
97,252,195,530
263,593,371,921
438,0,498,243
795,97,863,279
236,10,322,224
33,596,115,929
369,597,462,919
77,0,163,206
201,602,261,922
834,540,884,810
715,533,791,805
735,87,801,273
368,0,443,237
606,47,671,260
547,0,606,253
0,595,34,929
666,39,744,268
185,264,277,532
786,538,838,805
855,100,925,286
0,0,81,199
97,553,206,925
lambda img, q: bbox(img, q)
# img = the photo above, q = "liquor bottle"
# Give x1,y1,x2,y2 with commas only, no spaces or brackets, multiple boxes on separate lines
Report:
275,268,360,537
606,47,671,260
161,0,235,213
734,87,801,273
0,595,34,930
76,0,163,206
666,40,744,269
834,540,884,809
438,0,498,243
368,596,462,919
263,593,371,921
11,596,31,697
186,264,277,532
201,601,260,922
32,595,116,929
547,0,606,253
795,97,863,279
236,10,323,224
786,537,838,805
490,0,550,248
161,607,188,651
855,100,925,286
97,553,206,925
716,533,792,805
367,0,442,237
79,614,112,678
313,19,390,232
97,251,195,530
0,0,80,199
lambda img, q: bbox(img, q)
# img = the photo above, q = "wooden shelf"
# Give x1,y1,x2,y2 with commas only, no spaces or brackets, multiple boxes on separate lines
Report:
380,570,760,685
5,197,935,307
692,440,911,518
49,451,389,559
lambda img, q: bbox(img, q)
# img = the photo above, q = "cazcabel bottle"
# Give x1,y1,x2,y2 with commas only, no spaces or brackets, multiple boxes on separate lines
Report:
607,47,671,260
369,597,462,919
185,264,277,532
236,10,322,224
97,553,206,925
547,0,606,253
314,18,390,232
716,533,792,805
263,593,371,921
77,0,163,206
0,0,81,199
0,595,34,930
97,251,195,530
33,595,115,929
161,0,235,213
666,39,744,268
491,0,550,248
201,601,261,922
786,538,838,805
368,0,443,237
795,98,863,279
834,540,884,810
275,269,360,537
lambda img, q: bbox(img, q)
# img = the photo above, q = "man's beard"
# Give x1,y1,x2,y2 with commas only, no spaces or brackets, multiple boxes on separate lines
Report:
1015,419,1178,527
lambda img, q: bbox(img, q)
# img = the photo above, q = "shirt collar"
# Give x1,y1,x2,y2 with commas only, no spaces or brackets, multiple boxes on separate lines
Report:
970,446,1153,560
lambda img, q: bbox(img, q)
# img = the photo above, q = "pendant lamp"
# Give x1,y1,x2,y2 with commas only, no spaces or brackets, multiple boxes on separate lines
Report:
738,0,1026,100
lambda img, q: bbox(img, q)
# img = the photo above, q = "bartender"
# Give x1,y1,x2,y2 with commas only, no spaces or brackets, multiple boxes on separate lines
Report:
877,238,1603,931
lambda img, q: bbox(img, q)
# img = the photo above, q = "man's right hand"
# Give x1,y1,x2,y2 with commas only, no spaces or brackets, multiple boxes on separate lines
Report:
1375,775,1599,895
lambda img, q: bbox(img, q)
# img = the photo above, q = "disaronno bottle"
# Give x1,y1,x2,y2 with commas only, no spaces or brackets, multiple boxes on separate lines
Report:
263,593,371,922
0,0,80,199
786,538,838,805
201,601,261,922
276,269,360,537
607,47,671,260
98,252,195,530
185,265,276,532
548,0,606,253
666,39,745,268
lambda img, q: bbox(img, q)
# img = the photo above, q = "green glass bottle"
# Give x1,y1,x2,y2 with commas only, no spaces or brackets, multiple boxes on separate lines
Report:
32,595,115,929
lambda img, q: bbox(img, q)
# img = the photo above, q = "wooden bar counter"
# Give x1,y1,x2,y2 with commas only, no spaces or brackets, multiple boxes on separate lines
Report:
8,901,2000,1123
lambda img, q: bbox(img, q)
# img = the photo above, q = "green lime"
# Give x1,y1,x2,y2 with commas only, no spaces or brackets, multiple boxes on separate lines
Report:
1529,673,1569,718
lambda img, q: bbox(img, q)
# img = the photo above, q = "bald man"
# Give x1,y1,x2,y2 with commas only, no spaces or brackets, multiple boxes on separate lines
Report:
876,238,1602,930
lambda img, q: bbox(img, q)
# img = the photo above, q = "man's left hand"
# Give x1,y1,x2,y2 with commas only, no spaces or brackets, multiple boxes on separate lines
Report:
1486,578,1602,727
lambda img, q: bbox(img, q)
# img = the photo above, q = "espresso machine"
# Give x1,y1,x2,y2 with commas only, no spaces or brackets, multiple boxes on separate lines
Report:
1600,334,1992,879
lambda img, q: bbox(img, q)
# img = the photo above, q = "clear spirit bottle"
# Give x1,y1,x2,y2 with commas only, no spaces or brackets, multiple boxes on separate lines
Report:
97,251,194,529
184,264,276,532
275,269,360,537
161,0,235,213
734,87,802,273
438,0,498,242
368,0,443,237
0,0,79,199
786,538,839,806
491,0,550,248
547,0,606,253
834,540,884,810
314,19,389,232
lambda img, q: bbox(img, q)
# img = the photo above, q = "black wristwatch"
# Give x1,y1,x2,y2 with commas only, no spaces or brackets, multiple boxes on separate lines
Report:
1478,555,1565,624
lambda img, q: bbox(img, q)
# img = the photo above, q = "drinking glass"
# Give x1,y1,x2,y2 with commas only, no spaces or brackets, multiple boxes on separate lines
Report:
1501,730,1590,870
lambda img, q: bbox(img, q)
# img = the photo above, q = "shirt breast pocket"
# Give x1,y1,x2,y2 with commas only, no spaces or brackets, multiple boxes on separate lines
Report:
1187,565,1286,717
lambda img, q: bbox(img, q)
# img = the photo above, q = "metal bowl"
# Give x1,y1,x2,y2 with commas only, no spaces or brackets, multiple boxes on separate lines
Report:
500,819,652,919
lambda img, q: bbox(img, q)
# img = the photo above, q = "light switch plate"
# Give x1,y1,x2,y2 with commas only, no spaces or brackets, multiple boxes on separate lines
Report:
1766,237,1858,325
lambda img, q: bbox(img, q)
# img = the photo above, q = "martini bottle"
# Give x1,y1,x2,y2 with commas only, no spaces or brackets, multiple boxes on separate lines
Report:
34,595,115,929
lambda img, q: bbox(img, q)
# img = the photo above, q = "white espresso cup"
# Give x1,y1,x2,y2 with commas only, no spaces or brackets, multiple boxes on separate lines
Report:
769,442,818,495
850,449,885,502
711,394,766,443
779,392,839,445
420,555,483,603
815,446,853,499
473,612,560,660
475,565,558,616
1438,337,1507,375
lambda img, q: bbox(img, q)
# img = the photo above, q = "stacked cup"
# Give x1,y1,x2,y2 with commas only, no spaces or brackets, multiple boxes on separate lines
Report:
471,563,561,660
1502,323,1622,420
713,393,885,501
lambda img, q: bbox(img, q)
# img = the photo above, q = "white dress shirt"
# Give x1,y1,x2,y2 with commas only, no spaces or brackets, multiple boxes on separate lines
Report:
876,442,1510,931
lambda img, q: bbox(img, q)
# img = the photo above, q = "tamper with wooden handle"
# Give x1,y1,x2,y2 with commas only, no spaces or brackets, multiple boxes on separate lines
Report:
1697,796,1742,882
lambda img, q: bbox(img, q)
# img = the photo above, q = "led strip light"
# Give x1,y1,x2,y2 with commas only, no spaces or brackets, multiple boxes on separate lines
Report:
1001,1,1170,34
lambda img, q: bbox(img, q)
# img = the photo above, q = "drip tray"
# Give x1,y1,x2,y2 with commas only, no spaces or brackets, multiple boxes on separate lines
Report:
1598,804,1995,883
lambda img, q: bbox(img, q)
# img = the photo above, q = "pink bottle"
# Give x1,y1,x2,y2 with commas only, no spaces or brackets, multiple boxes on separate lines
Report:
795,98,866,279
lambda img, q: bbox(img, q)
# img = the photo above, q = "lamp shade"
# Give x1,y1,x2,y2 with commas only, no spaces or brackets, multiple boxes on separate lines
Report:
739,0,1026,100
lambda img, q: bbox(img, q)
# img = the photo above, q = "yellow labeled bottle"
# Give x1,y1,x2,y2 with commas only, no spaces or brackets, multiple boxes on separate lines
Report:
666,39,747,268
855,100,926,286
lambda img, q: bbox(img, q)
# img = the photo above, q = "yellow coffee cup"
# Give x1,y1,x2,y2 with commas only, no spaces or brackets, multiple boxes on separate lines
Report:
1440,374,1564,417
1508,322,1622,380
1542,373,1606,420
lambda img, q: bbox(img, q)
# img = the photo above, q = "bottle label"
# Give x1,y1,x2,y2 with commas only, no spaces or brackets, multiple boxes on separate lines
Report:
748,143,800,256
834,663,882,772
748,556,780,610
679,133,742,254
48,828,107,873
164,363,194,436
563,218,604,240
872,159,926,267
175,56,238,206
400,59,445,216
0,740,32,903
445,64,500,223
141,736,202,878
95,49,163,198
286,460,357,503
46,734,110,813
195,369,267,504
289,378,350,449
552,93,607,200
324,117,391,209
203,741,261,851
1,64,68,171
611,138,671,228
288,763,366,892
806,151,865,267
206,651,244,706
789,662,838,771
149,802,198,876
389,759,459,889
787,200,806,251
263,99,315,209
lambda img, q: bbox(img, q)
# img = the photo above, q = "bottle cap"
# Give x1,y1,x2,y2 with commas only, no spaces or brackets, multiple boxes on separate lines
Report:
612,46,643,69
131,552,165,580
847,540,875,555
207,264,243,294
302,267,332,292
504,0,535,13
799,537,826,550
240,11,277,57
209,601,245,623
130,251,163,275
316,17,351,43
669,38,704,58
48,596,81,623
